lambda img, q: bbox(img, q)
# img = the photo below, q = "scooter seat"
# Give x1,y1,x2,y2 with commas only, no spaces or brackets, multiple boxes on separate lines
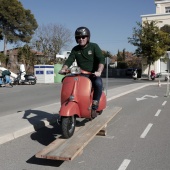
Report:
24,74,33,77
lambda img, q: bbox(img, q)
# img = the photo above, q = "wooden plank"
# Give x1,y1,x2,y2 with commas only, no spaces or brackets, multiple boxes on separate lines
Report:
96,124,107,136
35,123,84,159
36,106,122,161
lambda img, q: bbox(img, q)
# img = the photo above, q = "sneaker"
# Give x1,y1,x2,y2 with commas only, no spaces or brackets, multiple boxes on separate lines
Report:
92,100,99,110
91,109,98,119
91,100,99,119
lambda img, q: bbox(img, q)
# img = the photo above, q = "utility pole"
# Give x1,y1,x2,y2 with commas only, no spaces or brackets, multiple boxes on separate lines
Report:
165,52,170,97
105,55,109,96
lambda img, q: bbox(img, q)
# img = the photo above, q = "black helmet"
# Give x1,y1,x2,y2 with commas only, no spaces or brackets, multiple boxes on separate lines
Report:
75,27,90,43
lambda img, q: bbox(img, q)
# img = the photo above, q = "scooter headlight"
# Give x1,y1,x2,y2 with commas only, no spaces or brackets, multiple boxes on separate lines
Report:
70,66,81,74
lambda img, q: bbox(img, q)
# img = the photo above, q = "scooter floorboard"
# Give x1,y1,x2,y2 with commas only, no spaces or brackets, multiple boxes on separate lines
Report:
35,106,122,161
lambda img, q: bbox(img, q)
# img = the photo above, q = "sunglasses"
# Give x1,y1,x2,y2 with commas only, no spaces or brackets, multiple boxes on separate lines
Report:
76,36,87,40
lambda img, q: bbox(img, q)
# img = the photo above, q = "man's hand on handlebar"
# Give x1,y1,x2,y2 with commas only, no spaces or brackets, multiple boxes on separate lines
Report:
94,64,104,77
58,69,67,75
94,71,102,77
58,65,69,75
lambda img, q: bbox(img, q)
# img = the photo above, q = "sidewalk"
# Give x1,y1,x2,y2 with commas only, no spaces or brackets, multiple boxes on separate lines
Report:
0,81,160,145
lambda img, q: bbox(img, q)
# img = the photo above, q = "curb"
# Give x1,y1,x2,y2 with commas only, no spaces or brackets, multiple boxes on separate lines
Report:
0,115,58,145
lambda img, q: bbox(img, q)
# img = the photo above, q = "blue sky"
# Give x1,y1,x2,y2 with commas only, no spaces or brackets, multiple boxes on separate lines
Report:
0,0,156,55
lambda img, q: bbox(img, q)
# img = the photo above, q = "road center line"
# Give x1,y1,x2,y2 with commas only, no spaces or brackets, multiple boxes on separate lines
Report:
162,101,167,106
140,123,153,138
155,109,161,117
118,159,131,170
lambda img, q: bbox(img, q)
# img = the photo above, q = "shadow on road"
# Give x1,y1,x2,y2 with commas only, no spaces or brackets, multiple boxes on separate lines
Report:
24,110,91,167
22,109,58,129
26,155,64,167
27,123,64,167
24,110,64,167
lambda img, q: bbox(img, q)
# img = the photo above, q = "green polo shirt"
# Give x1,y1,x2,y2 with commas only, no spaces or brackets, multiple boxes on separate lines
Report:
64,42,105,72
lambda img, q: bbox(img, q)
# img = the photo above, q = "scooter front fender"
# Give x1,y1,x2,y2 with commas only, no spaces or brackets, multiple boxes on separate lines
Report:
59,101,80,117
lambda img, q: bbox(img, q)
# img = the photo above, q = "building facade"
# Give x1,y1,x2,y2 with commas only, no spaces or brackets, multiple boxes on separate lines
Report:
141,0,170,75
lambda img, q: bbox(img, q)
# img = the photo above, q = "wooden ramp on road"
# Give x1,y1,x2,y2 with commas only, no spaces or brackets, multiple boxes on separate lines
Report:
35,106,122,161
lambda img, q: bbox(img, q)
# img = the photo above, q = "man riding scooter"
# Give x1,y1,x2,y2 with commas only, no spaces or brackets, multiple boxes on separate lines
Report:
59,26,105,118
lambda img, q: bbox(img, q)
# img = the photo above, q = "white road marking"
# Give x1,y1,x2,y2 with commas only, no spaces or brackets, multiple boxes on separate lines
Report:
162,101,167,106
118,159,131,170
136,95,158,101
155,109,161,117
140,123,153,138
105,135,114,139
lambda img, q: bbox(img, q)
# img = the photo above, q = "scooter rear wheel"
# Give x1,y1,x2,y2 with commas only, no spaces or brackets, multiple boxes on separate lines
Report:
62,116,76,139
31,80,36,85
13,80,19,85
97,110,103,115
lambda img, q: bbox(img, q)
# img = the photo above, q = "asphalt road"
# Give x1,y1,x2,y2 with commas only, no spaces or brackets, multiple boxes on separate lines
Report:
0,82,170,170
0,78,152,117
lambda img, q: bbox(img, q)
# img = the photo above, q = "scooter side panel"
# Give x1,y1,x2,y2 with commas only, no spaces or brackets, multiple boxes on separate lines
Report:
61,76,76,104
60,75,105,119
76,76,92,118
61,75,92,118
24,74,36,80
59,101,80,117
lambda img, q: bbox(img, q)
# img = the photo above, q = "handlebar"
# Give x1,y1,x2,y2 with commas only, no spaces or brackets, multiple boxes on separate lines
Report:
58,67,98,76
58,69,70,75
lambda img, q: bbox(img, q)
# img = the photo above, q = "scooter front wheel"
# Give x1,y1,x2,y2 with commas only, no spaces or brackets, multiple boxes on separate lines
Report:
9,83,13,87
62,116,76,139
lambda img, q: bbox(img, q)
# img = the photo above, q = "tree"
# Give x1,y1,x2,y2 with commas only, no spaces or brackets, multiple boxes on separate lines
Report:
0,0,38,55
160,24,170,34
128,20,170,77
116,50,128,69
160,24,170,50
31,24,72,62
102,51,112,68
122,48,126,61
102,50,112,58
0,53,7,66
17,44,37,72
117,50,122,61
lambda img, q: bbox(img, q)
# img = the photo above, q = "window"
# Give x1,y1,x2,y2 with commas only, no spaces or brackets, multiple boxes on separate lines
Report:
165,7,170,13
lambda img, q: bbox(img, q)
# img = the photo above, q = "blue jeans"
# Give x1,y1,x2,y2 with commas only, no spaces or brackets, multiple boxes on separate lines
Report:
4,75,11,84
82,74,103,102
0,78,3,85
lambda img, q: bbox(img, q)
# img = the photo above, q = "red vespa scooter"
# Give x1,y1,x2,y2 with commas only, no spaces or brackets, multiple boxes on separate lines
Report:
58,66,107,139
